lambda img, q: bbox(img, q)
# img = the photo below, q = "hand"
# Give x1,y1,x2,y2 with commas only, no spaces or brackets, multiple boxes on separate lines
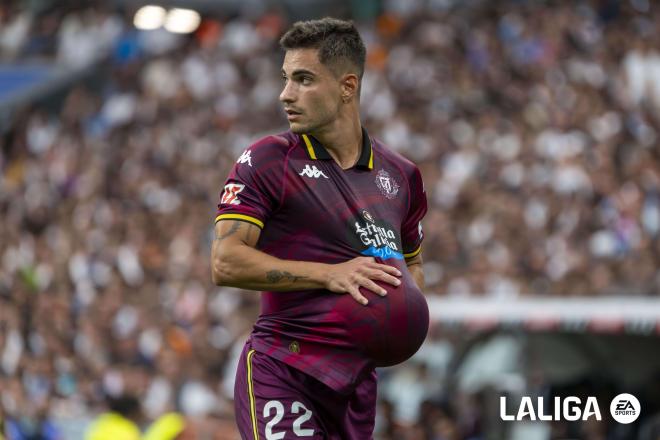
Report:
325,256,402,306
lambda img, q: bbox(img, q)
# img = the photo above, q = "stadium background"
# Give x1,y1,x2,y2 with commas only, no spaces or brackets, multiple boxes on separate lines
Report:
1,0,660,438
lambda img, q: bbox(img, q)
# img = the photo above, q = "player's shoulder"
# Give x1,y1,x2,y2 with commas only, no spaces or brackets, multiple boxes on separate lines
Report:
371,137,420,177
247,131,298,158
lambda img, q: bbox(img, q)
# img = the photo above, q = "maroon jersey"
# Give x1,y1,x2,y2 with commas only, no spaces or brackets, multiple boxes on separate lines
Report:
216,128,428,394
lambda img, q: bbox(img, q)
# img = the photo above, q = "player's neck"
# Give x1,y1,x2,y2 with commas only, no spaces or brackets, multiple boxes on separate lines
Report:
311,113,362,170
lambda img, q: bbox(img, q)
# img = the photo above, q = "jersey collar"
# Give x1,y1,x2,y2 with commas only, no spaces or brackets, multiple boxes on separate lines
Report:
300,127,374,170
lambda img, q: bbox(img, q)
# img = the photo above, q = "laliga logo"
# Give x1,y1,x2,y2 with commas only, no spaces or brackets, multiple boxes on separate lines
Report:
500,396,602,422
500,393,641,424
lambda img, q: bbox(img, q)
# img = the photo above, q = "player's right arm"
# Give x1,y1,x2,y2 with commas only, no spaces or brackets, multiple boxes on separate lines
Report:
211,220,401,305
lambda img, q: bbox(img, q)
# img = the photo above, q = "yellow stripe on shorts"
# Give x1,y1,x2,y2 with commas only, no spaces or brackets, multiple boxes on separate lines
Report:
247,349,259,440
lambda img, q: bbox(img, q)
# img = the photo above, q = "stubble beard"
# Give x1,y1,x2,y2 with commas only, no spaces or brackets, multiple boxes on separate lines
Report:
289,118,323,135
289,103,341,135
289,121,307,134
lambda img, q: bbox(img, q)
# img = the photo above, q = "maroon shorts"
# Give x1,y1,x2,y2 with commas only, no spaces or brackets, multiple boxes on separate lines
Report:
234,340,377,440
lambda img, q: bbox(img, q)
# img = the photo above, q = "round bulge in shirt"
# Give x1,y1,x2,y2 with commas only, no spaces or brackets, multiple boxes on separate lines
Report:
335,266,429,367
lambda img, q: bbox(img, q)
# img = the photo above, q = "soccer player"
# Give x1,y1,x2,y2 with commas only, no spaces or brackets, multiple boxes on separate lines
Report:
212,18,428,439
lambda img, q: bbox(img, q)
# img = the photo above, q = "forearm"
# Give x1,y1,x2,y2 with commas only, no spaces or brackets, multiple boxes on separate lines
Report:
211,220,402,302
212,240,329,291
407,263,425,291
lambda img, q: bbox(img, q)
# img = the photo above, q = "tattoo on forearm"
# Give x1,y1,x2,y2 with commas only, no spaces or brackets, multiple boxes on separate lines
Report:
245,224,255,244
266,270,308,284
215,222,241,242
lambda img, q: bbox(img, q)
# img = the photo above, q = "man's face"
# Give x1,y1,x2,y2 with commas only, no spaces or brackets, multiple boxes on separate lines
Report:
279,48,343,134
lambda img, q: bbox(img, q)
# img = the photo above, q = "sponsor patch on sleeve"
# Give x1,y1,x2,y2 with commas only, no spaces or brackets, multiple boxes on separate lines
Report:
220,183,245,205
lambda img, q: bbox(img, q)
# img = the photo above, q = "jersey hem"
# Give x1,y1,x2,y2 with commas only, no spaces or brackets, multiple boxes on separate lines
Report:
250,338,370,396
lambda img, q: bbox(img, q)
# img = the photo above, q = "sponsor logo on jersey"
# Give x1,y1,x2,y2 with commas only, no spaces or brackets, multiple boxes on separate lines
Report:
299,164,329,179
354,218,403,260
375,169,399,199
237,149,252,167
221,183,245,205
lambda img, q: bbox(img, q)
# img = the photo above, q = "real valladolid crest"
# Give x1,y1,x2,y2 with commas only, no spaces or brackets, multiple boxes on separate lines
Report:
500,396,602,421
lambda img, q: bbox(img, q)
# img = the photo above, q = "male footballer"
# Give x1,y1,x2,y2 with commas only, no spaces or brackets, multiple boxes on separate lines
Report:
212,18,428,439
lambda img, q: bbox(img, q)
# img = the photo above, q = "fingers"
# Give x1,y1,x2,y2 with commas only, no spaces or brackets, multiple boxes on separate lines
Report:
358,277,388,297
357,260,402,287
366,268,401,287
355,257,402,276
327,258,405,305
328,282,370,306
370,263,402,277
348,276,389,306
346,285,369,306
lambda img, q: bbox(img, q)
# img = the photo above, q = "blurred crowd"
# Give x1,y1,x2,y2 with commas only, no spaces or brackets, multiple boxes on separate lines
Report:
2,0,660,438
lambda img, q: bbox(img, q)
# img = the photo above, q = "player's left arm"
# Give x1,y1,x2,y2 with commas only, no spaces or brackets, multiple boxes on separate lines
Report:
406,253,424,291
401,165,427,292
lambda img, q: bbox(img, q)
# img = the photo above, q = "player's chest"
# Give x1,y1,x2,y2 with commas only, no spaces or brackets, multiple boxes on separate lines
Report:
282,158,408,232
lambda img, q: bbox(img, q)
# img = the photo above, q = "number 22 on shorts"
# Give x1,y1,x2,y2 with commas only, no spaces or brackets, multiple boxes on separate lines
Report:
263,400,314,439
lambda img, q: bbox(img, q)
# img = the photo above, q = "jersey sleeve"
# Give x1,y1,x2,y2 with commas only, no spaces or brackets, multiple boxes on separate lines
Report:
401,166,427,259
215,139,286,229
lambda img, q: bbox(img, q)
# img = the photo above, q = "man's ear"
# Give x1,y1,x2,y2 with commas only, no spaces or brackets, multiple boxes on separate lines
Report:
340,73,359,102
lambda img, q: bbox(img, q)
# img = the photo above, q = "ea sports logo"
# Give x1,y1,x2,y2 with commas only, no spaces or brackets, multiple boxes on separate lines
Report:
610,393,640,424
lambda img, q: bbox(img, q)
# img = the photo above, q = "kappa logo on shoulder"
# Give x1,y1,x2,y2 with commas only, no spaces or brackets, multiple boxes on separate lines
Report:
237,149,252,167
299,164,329,179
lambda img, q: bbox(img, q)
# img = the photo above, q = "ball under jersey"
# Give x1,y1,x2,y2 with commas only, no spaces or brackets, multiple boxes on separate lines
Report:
215,127,428,394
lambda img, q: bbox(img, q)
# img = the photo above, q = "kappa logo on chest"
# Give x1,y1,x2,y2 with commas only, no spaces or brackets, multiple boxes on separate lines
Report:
299,164,329,179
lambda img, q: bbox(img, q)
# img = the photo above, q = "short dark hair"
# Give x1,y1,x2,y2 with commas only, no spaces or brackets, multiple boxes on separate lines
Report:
279,17,366,81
